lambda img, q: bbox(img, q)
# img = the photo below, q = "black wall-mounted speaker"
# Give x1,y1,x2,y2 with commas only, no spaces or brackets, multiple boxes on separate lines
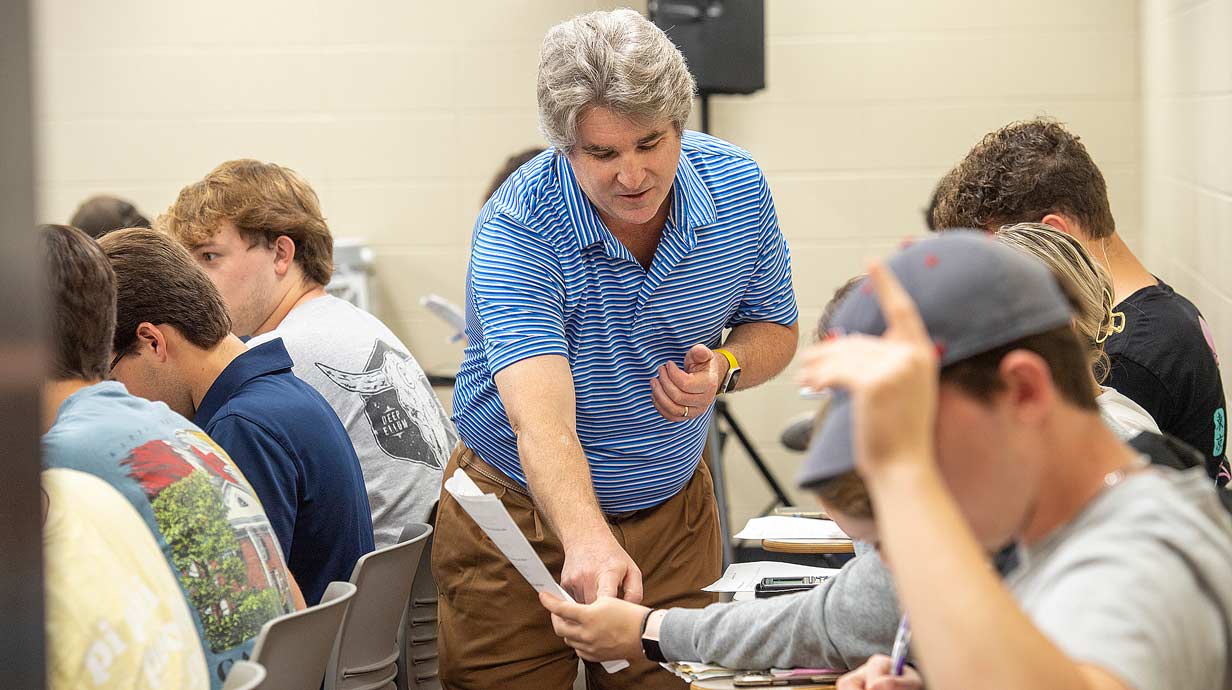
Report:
649,0,765,96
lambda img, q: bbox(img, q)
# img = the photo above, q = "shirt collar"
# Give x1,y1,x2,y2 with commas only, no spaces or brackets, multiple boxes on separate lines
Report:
194,338,294,427
46,380,126,434
671,149,717,230
557,143,718,252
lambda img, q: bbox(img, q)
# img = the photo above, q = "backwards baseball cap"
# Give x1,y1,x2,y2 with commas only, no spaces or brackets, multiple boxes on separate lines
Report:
797,230,1075,488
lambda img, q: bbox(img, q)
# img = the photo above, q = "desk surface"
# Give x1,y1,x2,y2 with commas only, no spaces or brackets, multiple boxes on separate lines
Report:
691,679,835,690
761,538,855,554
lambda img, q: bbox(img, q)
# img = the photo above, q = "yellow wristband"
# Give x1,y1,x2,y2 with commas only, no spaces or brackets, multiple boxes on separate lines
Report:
714,348,739,372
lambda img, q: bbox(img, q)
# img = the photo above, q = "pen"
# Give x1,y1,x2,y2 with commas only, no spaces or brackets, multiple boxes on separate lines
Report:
889,614,911,676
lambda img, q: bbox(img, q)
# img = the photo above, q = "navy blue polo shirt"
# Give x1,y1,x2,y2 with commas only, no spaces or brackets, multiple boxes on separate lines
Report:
194,338,374,605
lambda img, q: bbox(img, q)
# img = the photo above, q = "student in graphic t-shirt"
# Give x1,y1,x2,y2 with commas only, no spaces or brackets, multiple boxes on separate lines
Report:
44,468,209,690
99,227,375,606
39,225,301,689
932,118,1229,483
159,160,454,547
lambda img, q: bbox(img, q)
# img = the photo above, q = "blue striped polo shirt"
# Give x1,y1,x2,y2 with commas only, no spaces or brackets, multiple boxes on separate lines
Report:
453,130,797,513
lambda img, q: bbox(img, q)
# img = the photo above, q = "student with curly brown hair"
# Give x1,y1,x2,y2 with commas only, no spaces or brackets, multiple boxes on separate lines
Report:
933,119,1228,485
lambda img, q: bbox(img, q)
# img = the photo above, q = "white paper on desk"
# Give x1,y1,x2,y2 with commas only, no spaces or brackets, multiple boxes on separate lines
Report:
703,561,840,593
660,661,734,682
733,515,849,541
444,469,629,673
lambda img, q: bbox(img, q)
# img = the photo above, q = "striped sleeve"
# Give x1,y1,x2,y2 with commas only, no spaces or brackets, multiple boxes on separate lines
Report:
730,175,799,326
470,218,569,375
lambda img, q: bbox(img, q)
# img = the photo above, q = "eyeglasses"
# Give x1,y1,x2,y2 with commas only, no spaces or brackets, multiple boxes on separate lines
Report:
109,350,127,373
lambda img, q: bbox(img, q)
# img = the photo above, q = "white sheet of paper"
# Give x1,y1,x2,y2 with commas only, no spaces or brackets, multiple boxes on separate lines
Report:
733,515,850,541
703,561,840,592
444,468,629,673
660,661,735,682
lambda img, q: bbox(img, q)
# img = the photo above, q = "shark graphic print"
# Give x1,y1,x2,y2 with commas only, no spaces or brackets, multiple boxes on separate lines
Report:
317,339,450,468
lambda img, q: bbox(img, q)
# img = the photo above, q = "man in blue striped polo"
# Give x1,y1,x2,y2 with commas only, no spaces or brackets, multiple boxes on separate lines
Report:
433,9,799,689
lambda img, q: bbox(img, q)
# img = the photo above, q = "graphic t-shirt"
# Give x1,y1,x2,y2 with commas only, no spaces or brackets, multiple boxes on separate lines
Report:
44,468,209,690
1105,280,1229,484
248,295,453,547
42,382,299,689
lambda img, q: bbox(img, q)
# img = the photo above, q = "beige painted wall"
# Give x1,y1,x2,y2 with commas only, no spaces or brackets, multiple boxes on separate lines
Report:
1141,0,1232,403
704,0,1141,525
33,0,1142,531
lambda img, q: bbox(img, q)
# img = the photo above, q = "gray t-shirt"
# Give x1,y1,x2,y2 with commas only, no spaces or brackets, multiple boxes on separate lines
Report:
249,295,454,547
657,398,1164,672
1006,466,1232,690
660,454,1232,688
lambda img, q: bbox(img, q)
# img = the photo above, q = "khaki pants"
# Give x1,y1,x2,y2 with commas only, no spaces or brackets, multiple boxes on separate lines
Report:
432,443,722,690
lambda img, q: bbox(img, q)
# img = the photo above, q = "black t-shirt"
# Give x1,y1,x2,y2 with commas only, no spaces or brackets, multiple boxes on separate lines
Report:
1105,280,1229,485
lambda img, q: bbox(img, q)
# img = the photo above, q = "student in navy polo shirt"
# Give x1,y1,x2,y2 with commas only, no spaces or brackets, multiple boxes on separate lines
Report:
438,9,799,690
100,227,374,605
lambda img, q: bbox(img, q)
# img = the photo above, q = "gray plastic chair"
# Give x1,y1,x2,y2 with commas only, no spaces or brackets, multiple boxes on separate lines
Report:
326,523,433,690
396,523,441,690
249,580,357,690
221,660,267,690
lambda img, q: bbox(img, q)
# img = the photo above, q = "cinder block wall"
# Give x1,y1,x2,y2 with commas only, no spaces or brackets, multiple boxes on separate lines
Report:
1141,0,1232,406
34,0,1142,529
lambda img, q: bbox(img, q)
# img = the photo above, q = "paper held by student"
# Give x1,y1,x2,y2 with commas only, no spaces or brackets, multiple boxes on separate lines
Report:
443,468,630,673
733,515,850,541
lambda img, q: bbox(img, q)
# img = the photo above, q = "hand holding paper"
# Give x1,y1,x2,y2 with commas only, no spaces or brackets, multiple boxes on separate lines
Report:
444,469,630,673
539,591,649,665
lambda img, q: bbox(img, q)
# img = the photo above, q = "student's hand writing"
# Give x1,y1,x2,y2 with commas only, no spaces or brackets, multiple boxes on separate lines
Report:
837,654,923,690
650,344,727,422
796,262,938,477
539,592,648,662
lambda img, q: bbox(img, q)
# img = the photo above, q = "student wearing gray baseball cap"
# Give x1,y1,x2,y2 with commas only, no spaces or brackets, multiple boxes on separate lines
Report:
800,231,1232,690
533,232,1232,689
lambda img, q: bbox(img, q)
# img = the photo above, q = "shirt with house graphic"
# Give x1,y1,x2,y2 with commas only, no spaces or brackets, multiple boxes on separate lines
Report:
42,381,300,690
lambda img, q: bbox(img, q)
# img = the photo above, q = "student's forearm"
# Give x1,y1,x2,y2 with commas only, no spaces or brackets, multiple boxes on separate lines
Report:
723,321,799,389
868,460,1094,690
518,421,611,547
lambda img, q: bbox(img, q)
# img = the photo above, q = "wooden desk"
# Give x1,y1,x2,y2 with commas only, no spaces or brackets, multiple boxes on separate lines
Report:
761,538,855,555
691,679,835,690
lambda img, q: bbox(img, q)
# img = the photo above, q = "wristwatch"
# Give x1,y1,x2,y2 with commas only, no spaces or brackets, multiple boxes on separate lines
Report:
714,348,742,394
640,609,667,663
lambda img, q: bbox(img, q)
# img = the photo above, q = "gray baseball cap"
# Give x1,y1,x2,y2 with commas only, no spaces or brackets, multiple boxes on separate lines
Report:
797,230,1075,487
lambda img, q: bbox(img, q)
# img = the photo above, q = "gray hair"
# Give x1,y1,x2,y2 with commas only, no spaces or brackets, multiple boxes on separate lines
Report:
537,8,696,152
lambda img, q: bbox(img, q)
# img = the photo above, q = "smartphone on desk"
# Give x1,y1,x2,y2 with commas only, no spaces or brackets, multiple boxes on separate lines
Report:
753,575,829,598
733,669,843,686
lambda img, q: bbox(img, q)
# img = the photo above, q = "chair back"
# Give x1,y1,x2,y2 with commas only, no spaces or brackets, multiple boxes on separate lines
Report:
251,580,356,690
220,660,267,690
326,523,433,690
396,522,441,690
